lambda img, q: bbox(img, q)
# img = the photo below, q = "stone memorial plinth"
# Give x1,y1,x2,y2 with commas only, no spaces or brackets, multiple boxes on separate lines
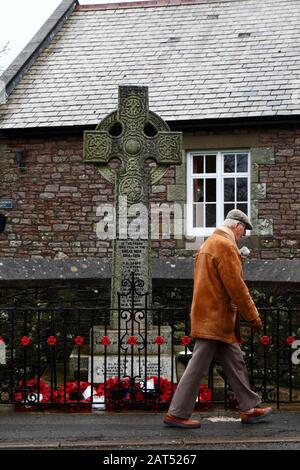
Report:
69,326,174,382
91,325,173,382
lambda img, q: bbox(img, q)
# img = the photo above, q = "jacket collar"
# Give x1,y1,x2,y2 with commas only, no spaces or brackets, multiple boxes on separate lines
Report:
216,226,236,243
213,227,241,256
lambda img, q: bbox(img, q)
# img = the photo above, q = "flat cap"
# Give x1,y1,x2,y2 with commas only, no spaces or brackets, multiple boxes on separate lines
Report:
226,209,253,230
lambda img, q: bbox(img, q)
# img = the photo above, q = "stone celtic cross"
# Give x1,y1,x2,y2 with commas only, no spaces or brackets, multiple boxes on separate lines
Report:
83,86,182,326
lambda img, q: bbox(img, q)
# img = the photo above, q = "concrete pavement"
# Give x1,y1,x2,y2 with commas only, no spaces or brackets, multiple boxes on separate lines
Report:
0,405,300,450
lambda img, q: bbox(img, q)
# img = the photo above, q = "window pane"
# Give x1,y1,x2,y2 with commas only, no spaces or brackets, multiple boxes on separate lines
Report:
224,178,235,202
224,203,235,218
206,204,216,227
190,152,249,232
224,154,235,173
193,179,204,202
206,179,216,202
237,178,248,201
193,203,204,227
237,203,248,215
193,155,204,173
237,154,248,172
206,155,216,173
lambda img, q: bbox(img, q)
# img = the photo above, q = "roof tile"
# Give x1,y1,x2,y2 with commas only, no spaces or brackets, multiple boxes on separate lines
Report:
1,0,300,128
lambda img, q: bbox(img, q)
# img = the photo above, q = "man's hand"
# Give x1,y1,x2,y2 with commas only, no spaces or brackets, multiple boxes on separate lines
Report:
250,316,263,331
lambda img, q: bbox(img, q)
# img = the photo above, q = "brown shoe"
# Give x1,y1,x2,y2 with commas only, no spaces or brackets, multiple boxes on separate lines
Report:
240,407,273,424
163,414,201,429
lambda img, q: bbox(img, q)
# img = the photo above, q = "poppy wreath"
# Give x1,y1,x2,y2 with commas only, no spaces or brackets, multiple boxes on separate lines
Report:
54,381,92,412
145,375,177,403
14,376,213,412
96,377,145,410
14,377,51,411
14,378,92,412
97,377,131,403
96,375,177,410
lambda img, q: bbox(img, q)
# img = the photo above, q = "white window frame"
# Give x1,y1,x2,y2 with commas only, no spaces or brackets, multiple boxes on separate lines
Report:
186,150,251,237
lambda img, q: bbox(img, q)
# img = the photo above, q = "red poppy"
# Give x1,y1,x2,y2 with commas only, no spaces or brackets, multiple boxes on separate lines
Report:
97,384,105,396
154,335,165,346
260,335,271,346
0,336,4,344
25,378,37,388
199,384,212,402
286,336,295,346
47,336,57,346
74,336,84,346
127,336,137,345
135,391,144,402
100,335,111,346
20,336,30,346
181,335,191,346
161,390,172,401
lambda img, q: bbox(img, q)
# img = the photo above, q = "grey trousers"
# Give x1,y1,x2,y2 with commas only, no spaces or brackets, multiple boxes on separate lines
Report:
169,339,261,418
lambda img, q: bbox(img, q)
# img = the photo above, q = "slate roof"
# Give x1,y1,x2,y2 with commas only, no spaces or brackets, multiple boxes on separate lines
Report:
1,0,300,129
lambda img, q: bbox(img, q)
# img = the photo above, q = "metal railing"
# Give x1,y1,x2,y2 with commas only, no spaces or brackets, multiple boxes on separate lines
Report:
0,276,299,411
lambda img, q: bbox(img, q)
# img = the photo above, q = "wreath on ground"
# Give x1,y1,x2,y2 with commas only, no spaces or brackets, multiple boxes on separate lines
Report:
13,376,212,412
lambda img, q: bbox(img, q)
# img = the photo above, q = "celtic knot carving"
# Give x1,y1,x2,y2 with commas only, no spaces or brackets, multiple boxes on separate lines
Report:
124,117,146,133
122,96,144,119
119,176,145,204
124,157,141,174
84,132,110,162
157,134,181,162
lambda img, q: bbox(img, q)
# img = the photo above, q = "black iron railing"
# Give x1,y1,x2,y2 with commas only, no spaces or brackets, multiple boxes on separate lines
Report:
0,275,299,411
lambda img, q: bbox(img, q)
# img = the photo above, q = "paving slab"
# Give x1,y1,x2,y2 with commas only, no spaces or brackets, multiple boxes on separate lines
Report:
0,406,299,450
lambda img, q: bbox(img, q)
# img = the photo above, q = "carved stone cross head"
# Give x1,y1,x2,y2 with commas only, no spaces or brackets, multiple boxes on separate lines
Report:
83,86,182,205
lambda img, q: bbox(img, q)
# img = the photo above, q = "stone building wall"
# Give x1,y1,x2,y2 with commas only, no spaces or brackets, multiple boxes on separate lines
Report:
0,123,300,260
0,135,113,258
0,134,176,258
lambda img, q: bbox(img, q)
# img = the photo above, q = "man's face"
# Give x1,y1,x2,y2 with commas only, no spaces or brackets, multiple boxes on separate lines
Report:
233,222,246,242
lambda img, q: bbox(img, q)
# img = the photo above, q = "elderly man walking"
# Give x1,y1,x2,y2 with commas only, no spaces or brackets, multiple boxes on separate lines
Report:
164,209,272,428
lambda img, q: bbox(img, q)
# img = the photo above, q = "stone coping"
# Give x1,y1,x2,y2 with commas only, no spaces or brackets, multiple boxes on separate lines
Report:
0,257,299,285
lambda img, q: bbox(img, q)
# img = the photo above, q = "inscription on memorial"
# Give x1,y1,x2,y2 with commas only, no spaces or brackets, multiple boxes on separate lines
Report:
89,355,174,382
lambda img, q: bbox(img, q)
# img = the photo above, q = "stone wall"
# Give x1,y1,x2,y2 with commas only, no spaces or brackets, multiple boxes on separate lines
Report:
0,136,111,258
0,123,300,259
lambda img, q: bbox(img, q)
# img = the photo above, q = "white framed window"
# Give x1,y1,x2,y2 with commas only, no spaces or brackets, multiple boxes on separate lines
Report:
186,150,251,236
